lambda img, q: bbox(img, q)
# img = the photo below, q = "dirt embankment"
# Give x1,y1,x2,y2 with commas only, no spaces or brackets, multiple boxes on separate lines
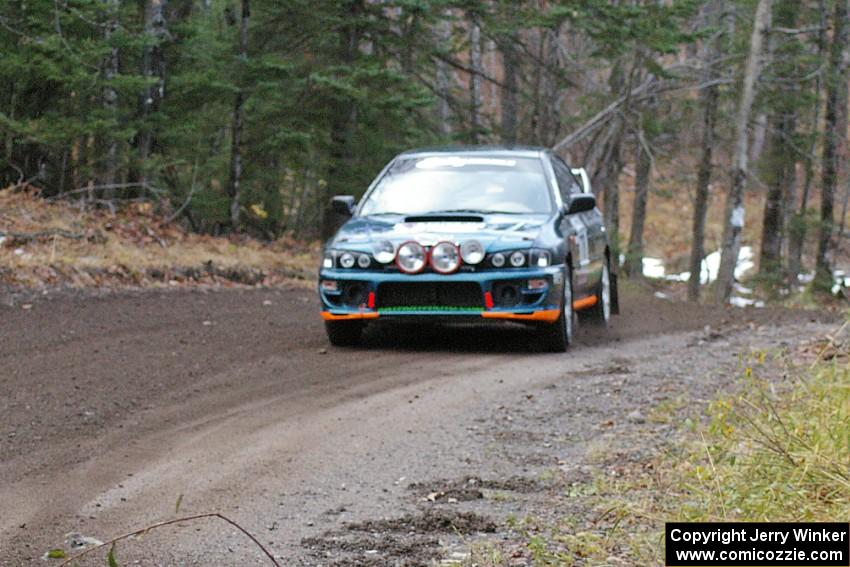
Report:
0,187,316,293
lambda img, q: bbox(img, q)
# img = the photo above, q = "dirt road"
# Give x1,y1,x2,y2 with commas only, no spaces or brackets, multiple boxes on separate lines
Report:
0,286,832,565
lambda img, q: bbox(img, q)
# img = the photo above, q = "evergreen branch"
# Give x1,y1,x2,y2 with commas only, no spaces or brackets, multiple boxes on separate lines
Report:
52,0,99,71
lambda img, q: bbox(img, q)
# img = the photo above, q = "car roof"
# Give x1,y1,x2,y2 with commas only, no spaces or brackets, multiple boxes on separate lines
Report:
397,145,547,160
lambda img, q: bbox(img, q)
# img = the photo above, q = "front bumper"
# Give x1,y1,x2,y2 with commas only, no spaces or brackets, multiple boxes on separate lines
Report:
318,266,565,324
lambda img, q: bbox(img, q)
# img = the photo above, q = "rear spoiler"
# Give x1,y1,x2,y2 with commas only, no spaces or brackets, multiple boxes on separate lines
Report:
571,167,592,194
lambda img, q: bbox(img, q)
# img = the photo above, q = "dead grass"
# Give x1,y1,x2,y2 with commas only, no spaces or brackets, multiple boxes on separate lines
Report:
0,186,318,289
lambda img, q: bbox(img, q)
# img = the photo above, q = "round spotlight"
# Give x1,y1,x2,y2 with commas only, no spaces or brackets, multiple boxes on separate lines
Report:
357,254,371,269
339,252,355,269
491,253,506,268
430,241,461,274
510,251,526,267
373,240,396,264
460,240,485,265
396,241,426,274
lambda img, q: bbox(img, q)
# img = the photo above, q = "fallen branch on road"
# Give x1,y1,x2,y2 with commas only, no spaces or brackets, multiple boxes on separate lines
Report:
57,512,281,566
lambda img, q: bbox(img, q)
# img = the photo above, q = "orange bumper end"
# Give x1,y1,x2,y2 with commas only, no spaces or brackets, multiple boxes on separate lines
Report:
481,309,561,323
320,311,380,321
572,295,598,311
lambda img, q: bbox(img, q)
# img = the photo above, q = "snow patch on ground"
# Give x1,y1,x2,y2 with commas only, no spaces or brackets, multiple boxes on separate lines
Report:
634,246,755,285
832,270,850,295
642,257,666,279
627,247,847,303
635,247,758,307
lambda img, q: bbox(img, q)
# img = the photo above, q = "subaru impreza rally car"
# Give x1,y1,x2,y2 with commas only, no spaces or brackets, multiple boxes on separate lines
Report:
318,146,618,351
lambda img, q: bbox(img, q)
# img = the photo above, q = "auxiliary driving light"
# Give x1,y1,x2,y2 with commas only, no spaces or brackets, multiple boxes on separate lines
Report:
527,278,547,290
460,240,485,265
396,241,426,273
373,240,396,264
321,280,339,292
431,241,461,274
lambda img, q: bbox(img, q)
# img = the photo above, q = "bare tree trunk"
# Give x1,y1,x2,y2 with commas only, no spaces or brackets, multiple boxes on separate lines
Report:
758,115,795,278
468,12,483,143
839,180,850,244
102,0,121,199
5,82,15,168
539,27,562,147
600,123,623,256
530,22,544,143
758,0,800,281
227,0,249,231
500,32,518,145
321,1,362,240
139,0,169,188
749,113,768,162
714,0,772,302
624,135,651,278
434,13,452,137
788,0,827,281
688,2,724,301
589,58,629,261
815,0,849,290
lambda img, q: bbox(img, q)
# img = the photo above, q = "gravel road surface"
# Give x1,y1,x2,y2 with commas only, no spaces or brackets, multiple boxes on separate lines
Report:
0,286,832,565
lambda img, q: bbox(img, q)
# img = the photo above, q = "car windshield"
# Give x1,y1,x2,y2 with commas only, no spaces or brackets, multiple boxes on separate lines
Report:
359,155,553,215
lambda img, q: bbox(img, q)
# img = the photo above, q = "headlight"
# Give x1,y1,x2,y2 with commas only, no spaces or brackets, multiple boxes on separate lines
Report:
396,241,426,273
430,241,461,274
357,254,371,269
532,250,551,267
491,253,506,268
323,255,333,269
460,240,485,265
373,240,396,264
510,251,526,267
340,252,356,269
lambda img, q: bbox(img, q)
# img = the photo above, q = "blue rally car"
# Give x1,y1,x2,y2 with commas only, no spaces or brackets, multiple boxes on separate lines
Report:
318,146,618,351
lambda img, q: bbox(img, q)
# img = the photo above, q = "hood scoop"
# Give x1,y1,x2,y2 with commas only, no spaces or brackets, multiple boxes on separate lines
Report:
404,214,484,223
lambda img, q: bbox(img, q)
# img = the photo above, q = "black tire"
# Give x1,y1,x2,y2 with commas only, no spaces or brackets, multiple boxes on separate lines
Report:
610,270,620,315
581,259,612,327
325,320,363,347
539,266,574,352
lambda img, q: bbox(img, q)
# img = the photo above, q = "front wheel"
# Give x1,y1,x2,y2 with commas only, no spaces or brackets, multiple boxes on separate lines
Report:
325,320,363,347
581,260,612,327
539,266,574,352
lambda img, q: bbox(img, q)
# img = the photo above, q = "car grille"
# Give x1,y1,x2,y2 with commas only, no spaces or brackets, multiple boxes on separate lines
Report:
377,282,483,311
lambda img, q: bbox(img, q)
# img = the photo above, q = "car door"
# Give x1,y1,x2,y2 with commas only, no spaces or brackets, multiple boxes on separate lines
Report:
550,156,599,298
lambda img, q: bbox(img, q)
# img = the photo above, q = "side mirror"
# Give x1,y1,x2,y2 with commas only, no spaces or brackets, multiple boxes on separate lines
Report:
565,193,596,215
331,195,356,217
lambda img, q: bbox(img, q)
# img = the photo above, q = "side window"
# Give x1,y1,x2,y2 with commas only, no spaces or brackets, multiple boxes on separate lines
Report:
551,157,582,202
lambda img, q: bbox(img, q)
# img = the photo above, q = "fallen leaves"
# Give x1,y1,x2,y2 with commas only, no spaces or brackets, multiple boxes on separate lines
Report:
0,187,318,291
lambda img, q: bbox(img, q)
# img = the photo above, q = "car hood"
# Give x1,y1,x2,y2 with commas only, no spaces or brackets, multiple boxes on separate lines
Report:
330,213,551,252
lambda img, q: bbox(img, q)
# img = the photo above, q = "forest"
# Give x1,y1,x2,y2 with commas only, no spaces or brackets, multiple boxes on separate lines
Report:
1,0,849,301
